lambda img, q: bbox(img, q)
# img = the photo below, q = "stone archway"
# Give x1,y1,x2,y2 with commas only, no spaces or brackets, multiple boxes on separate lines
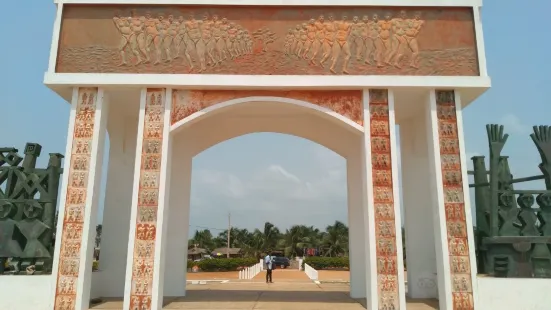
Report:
120,88,405,310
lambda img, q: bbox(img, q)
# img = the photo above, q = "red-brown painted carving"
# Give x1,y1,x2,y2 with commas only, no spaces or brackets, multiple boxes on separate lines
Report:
57,5,478,76
54,87,98,310
436,90,474,310
171,90,363,125
369,89,401,310
129,88,166,310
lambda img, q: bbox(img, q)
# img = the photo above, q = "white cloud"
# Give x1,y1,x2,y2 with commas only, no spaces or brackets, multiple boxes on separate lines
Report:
189,146,348,232
194,162,346,203
500,114,528,135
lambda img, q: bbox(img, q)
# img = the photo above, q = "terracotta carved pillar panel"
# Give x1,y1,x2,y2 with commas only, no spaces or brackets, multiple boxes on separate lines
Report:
367,89,405,310
124,88,171,310
53,87,106,310
435,90,475,310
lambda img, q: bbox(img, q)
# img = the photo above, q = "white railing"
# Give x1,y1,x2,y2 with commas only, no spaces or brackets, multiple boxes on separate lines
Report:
238,259,264,280
304,263,318,281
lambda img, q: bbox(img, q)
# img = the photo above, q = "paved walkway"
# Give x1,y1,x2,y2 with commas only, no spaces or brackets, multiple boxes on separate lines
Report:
251,270,311,282
90,281,438,309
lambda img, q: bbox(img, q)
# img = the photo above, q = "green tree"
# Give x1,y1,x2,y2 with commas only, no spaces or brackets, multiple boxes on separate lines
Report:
189,229,215,251
278,225,314,257
322,221,348,257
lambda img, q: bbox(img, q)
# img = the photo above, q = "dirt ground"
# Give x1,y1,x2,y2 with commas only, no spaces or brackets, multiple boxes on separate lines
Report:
318,270,351,282
317,271,408,283
186,271,240,280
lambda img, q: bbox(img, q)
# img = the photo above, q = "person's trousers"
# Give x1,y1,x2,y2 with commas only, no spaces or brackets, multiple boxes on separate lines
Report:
266,268,273,283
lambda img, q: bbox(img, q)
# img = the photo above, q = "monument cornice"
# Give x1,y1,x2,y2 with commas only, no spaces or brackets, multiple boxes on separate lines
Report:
53,0,483,7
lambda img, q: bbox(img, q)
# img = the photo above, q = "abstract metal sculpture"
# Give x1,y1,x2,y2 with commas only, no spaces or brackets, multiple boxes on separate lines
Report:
0,143,63,274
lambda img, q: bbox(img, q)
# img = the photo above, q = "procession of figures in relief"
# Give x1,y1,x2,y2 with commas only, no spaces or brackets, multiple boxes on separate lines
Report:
113,10,424,74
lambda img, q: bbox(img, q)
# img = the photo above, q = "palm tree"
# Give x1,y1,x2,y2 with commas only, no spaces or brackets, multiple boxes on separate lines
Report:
322,221,349,257
189,229,215,251
261,222,280,252
279,225,313,257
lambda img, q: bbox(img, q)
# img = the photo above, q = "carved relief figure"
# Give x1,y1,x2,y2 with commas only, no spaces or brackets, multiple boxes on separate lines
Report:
330,15,352,74
171,90,363,126
377,13,393,67
113,11,133,66
309,15,325,65
144,12,162,64
386,10,408,68
405,12,424,68
129,10,147,64
319,14,337,68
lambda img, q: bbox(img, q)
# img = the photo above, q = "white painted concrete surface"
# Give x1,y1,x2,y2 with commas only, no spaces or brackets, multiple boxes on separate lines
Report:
0,276,53,310
477,277,551,310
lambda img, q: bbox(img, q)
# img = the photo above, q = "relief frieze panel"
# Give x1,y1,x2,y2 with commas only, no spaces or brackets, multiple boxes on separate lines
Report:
57,5,478,76
170,90,363,125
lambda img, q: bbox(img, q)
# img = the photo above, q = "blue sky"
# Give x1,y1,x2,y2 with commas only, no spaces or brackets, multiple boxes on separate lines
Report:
0,1,550,236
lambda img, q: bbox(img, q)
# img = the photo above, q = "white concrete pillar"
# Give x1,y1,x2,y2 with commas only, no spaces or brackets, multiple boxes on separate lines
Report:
362,89,406,310
123,88,173,310
453,92,479,308
424,90,477,309
347,151,366,298
163,139,192,297
93,101,140,297
50,87,108,310
360,90,378,310
400,108,439,299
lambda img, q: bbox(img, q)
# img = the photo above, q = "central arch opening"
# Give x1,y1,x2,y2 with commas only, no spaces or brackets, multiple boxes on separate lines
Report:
162,98,370,306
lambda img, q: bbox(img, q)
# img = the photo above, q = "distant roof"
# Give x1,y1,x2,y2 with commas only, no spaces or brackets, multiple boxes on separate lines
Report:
211,248,242,255
188,248,207,255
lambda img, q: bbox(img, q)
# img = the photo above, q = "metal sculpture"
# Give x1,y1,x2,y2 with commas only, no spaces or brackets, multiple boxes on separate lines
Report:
0,143,63,274
471,125,551,278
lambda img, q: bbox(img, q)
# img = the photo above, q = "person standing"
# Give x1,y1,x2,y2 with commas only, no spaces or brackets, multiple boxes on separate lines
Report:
264,252,273,283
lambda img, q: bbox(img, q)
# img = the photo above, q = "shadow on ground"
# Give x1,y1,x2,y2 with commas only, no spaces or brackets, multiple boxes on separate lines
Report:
90,283,438,309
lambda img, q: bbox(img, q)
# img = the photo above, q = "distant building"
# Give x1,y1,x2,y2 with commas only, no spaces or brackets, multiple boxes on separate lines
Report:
187,247,208,261
211,248,243,258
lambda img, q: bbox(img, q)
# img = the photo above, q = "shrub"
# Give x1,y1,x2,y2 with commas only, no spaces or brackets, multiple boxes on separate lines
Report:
188,258,258,272
302,257,349,270
92,260,99,271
